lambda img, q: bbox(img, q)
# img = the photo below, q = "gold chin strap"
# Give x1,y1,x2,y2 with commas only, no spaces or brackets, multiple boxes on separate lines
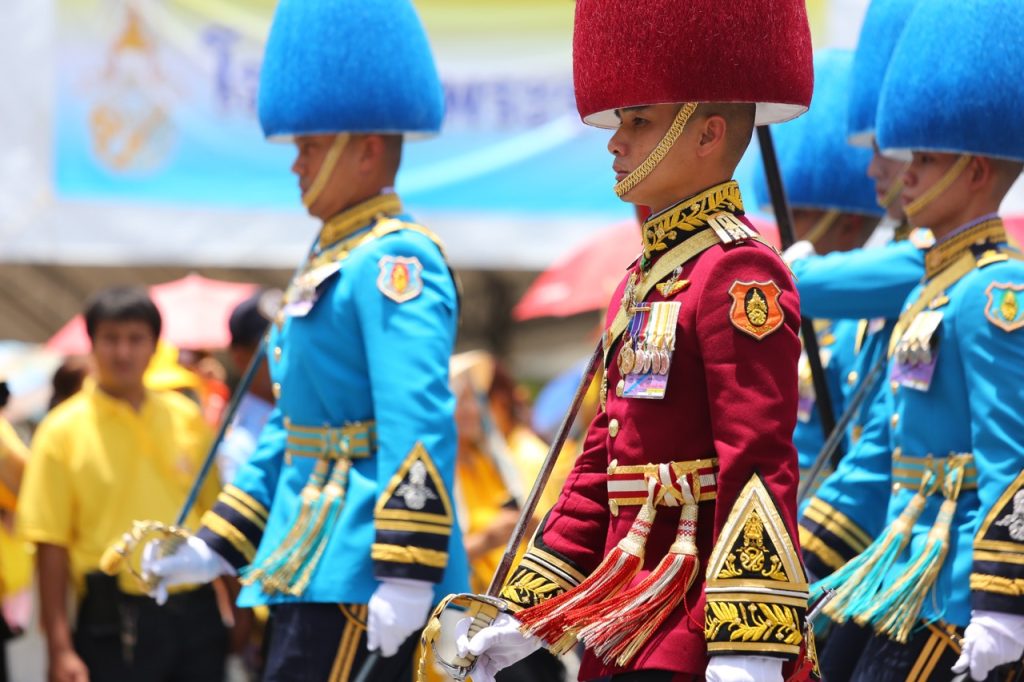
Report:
804,209,841,246
905,154,972,218
879,175,906,211
614,102,699,198
302,133,351,208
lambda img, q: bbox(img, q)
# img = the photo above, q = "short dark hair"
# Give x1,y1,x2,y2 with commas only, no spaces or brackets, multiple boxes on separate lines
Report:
84,286,162,342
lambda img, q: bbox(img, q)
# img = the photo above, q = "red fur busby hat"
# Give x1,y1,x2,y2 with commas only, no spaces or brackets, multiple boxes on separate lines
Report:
573,0,814,128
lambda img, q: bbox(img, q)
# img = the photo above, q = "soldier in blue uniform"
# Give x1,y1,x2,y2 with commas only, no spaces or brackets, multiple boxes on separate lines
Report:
143,1,469,679
811,1,1024,679
751,49,884,498
791,0,931,592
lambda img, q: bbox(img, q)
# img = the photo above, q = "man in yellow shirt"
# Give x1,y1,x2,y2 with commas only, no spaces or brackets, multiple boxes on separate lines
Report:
0,381,30,682
17,287,223,682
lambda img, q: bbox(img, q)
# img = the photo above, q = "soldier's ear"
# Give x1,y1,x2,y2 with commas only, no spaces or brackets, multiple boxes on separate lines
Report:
966,155,991,191
694,114,727,160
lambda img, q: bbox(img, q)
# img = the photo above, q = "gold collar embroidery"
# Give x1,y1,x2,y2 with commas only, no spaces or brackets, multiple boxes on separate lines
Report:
641,181,744,265
318,193,403,251
924,218,1006,279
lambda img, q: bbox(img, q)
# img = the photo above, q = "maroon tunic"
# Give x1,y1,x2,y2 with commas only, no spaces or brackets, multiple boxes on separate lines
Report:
501,183,810,679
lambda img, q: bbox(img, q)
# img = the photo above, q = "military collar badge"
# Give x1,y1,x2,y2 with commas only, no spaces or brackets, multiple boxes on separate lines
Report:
377,255,424,303
728,281,784,341
641,181,744,266
984,282,1024,332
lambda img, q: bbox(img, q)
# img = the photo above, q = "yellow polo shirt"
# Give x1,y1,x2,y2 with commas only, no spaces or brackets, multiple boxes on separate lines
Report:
17,381,218,594
0,418,28,511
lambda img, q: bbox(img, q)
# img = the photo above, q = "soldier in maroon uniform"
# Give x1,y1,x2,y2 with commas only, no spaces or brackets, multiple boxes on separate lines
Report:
452,1,816,681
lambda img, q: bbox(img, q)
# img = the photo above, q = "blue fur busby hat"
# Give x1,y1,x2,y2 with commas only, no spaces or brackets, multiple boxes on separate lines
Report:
754,50,881,217
877,0,1024,162
847,0,921,147
258,0,444,140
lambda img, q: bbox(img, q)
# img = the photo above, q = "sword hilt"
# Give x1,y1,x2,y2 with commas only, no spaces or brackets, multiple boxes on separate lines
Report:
99,520,190,592
419,593,505,681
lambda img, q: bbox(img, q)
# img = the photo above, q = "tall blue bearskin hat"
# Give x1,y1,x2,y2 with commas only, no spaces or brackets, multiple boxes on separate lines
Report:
877,0,1024,162
257,0,444,140
754,50,882,217
847,0,922,147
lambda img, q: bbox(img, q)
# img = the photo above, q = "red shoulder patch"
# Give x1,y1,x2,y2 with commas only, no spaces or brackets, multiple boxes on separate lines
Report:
728,280,784,340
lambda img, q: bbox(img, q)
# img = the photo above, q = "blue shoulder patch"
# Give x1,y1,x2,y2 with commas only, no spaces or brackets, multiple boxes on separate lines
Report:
984,282,1024,332
377,255,424,303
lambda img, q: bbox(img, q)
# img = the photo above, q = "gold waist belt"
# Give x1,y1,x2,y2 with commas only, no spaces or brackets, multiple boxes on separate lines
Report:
607,458,718,515
284,419,376,461
892,450,977,493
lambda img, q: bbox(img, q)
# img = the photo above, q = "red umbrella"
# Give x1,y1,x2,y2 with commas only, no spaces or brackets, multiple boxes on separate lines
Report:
47,274,259,354
1005,215,1024,246
513,215,780,321
513,220,640,321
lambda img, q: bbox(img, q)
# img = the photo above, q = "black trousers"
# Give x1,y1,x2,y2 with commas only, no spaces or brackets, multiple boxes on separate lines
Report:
496,649,566,682
608,672,697,682
263,603,418,682
821,619,1023,682
74,575,227,682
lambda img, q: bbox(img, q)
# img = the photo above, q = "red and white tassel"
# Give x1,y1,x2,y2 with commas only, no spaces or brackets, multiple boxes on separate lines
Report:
518,479,658,654
572,475,701,667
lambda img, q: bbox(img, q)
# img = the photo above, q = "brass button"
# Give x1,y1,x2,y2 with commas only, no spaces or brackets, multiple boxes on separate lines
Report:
891,380,900,395
272,382,282,400
274,346,283,362
892,482,902,493
615,380,625,398
890,413,899,428
608,419,620,437
847,371,858,386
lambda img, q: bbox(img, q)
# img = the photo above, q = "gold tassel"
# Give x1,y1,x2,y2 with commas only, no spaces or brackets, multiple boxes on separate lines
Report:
816,470,936,624
857,461,966,642
240,459,330,592
286,459,352,596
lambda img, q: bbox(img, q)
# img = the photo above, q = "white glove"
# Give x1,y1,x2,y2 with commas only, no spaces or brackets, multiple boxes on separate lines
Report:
454,612,541,682
952,610,1024,680
782,239,816,266
367,578,435,657
142,535,235,605
706,655,783,682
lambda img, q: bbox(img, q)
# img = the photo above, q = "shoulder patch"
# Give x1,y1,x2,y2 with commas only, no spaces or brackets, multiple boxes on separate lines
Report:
376,442,453,527
377,255,424,303
728,280,784,340
984,282,1024,332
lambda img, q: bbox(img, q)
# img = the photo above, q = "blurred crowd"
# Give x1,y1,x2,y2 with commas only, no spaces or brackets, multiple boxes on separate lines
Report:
0,284,592,682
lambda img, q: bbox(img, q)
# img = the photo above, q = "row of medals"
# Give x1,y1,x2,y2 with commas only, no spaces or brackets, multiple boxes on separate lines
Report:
618,334,670,376
894,335,935,367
